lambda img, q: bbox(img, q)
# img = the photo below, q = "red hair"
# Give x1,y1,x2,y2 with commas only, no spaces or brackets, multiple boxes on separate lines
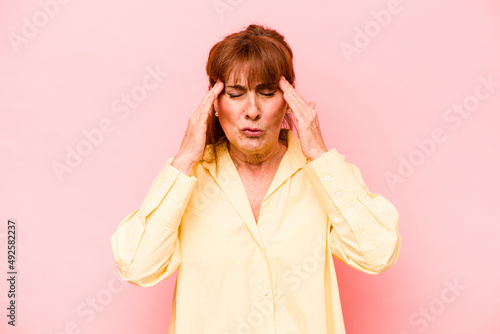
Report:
204,24,297,172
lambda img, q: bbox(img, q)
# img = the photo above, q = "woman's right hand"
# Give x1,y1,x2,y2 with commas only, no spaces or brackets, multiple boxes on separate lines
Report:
171,79,224,175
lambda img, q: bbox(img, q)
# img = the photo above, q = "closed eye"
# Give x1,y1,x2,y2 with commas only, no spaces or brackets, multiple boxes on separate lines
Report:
225,90,277,98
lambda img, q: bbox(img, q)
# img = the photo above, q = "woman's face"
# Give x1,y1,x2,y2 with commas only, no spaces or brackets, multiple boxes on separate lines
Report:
214,71,288,159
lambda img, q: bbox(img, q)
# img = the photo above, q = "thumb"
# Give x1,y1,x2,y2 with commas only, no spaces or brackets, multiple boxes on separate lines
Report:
308,101,316,110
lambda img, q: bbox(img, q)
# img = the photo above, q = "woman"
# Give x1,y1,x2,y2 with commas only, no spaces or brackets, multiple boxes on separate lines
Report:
111,24,401,334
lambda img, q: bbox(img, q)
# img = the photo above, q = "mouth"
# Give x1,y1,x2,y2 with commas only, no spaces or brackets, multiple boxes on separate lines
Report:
241,127,264,137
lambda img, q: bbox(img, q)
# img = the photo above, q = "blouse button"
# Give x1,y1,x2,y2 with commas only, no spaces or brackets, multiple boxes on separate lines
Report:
324,174,331,181
334,191,342,198
160,183,168,190
261,288,269,296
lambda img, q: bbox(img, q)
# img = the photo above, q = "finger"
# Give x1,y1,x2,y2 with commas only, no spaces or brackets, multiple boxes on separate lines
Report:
207,80,224,115
197,80,224,115
282,87,307,120
206,80,223,103
279,76,294,95
279,78,308,117
211,79,224,96
280,76,308,109
287,85,308,110
279,77,300,111
308,101,316,110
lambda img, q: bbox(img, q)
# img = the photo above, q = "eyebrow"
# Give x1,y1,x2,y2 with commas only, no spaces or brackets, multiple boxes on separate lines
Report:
226,83,279,90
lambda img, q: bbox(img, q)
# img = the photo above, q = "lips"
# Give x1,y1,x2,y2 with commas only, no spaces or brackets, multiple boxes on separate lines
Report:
241,127,263,131
241,128,263,137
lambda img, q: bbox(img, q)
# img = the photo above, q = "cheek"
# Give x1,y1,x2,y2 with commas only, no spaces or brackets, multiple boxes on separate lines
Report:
269,97,287,114
271,93,286,107
218,96,236,112
218,98,239,123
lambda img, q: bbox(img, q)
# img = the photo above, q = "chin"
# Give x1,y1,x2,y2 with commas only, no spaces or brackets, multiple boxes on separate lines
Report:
232,135,265,151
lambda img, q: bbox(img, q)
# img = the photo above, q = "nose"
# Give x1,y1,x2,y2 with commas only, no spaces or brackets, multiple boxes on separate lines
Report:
244,91,261,120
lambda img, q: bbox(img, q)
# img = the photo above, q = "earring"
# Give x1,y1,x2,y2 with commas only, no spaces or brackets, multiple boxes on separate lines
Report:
287,108,292,114
215,111,219,117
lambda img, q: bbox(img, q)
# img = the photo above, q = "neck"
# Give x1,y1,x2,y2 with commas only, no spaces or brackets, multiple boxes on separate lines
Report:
228,139,287,174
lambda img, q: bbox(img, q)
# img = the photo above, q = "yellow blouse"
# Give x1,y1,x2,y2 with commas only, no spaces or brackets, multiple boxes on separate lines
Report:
110,129,401,334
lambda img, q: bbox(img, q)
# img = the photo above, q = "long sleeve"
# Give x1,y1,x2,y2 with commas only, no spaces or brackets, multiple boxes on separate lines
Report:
110,157,198,287
303,148,401,274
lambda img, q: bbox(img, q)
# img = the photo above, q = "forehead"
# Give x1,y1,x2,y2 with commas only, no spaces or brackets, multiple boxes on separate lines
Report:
225,62,273,88
226,67,251,86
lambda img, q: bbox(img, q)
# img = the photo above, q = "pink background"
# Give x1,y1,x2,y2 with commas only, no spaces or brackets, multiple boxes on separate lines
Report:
2,0,499,333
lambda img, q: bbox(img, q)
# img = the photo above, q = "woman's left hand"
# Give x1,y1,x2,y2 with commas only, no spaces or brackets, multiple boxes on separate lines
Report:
279,76,329,161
